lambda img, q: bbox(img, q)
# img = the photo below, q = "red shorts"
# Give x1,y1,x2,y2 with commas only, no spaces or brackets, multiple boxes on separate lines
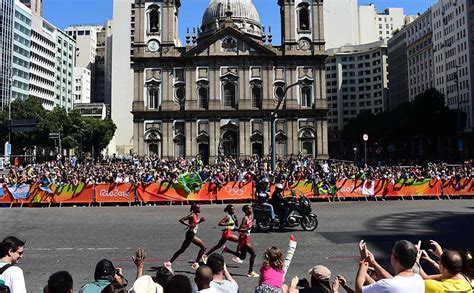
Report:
222,229,234,240
237,233,250,250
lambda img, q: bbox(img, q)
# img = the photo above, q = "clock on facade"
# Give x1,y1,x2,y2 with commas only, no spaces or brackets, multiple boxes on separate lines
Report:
147,40,160,52
298,39,311,51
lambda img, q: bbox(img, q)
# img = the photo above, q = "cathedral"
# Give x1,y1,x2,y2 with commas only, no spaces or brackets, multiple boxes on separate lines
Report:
131,0,328,164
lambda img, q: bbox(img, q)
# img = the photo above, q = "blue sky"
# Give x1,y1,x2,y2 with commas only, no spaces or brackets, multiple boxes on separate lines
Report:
44,0,435,43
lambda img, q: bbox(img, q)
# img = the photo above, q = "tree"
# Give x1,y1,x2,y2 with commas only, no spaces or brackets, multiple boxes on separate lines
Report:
0,98,117,160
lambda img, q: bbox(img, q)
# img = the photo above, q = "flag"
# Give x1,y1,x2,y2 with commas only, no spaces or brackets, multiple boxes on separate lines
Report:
283,235,297,279
177,172,203,193
7,184,30,200
317,182,336,195
362,180,375,196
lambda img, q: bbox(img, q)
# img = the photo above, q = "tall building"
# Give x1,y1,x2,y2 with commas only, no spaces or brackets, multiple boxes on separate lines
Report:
387,29,408,111
358,4,409,44
29,14,56,110
324,0,359,49
110,0,134,155
29,6,76,111
94,20,113,106
406,9,433,101
326,40,388,149
468,0,474,132
0,0,15,111
130,0,328,161
12,0,32,102
55,29,76,110
432,0,472,130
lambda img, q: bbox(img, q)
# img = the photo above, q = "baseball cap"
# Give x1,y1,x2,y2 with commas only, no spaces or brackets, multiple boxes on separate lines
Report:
132,275,163,293
94,259,116,280
308,265,331,281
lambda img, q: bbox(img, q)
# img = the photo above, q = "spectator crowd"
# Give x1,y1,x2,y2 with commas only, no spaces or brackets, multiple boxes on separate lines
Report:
0,155,472,188
1,235,473,293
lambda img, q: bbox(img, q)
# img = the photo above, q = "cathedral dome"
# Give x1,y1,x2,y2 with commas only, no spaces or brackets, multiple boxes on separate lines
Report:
200,0,264,39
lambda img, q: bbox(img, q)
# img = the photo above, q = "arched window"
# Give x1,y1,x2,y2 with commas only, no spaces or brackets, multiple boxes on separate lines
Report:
148,6,160,34
198,86,209,109
251,83,262,109
298,4,310,32
223,83,236,108
301,86,312,107
148,87,159,109
175,86,185,110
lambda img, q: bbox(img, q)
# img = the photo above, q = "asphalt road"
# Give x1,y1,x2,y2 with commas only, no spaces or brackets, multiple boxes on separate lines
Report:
1,200,474,292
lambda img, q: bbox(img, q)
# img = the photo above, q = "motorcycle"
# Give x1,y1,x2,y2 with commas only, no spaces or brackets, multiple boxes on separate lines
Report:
252,191,318,232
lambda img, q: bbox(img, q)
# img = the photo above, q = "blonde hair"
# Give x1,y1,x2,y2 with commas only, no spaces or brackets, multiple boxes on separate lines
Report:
263,247,284,271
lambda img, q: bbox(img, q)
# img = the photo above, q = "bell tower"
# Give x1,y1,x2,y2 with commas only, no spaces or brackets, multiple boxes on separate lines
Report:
278,0,325,53
141,0,181,50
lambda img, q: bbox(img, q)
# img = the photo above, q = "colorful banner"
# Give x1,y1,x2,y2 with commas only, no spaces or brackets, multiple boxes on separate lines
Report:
216,182,253,201
31,183,94,204
95,184,136,203
0,179,471,206
443,178,474,196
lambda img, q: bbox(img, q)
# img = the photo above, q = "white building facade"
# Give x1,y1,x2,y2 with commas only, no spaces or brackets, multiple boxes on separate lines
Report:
29,14,57,110
12,0,32,102
74,67,91,104
432,0,472,130
406,9,434,101
326,40,388,137
358,4,410,44
324,0,359,49
110,0,134,156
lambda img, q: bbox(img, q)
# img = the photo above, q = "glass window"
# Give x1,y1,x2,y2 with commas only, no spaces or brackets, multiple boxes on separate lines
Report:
223,83,236,108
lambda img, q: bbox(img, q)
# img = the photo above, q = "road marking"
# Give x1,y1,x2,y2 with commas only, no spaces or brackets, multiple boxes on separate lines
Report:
326,255,360,260
27,247,135,252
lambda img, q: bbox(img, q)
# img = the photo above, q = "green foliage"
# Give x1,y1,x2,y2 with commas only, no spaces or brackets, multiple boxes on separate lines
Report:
342,88,465,153
0,98,116,156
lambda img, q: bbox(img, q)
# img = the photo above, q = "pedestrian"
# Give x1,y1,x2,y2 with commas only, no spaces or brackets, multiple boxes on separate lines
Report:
255,247,286,293
0,236,26,293
206,205,240,259
223,205,259,278
206,253,238,293
195,266,217,293
165,203,207,270
80,259,126,293
44,271,73,293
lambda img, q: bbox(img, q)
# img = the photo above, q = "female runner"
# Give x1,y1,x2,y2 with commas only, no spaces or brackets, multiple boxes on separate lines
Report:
205,205,241,258
223,205,259,278
165,203,207,270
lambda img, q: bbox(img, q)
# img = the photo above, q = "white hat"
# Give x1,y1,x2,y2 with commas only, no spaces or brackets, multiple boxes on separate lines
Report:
275,183,284,189
131,275,163,293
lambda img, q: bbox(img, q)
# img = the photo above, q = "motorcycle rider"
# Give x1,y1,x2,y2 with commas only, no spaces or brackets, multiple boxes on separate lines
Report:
256,178,277,222
270,183,289,225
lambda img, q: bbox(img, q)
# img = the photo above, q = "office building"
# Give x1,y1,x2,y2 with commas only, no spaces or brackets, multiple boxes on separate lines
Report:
0,0,15,111
74,67,91,104
387,29,408,110
324,0,359,49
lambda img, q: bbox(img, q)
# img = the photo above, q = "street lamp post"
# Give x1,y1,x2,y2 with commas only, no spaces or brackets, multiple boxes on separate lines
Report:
271,80,308,171
353,147,358,165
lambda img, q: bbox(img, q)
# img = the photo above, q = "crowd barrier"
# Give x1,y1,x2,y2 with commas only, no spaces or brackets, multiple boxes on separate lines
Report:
0,178,472,205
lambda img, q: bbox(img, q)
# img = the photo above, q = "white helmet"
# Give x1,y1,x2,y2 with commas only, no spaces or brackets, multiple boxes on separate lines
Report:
275,183,284,190
262,178,270,183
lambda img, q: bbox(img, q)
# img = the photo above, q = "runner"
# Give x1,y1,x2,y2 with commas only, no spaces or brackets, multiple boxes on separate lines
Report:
223,205,259,278
205,205,241,261
164,203,207,270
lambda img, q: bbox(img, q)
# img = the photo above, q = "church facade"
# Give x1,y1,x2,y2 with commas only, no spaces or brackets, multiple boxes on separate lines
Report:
131,0,328,164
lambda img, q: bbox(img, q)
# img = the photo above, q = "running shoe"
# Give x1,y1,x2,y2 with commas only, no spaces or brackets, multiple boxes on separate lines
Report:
221,245,228,254
231,256,244,264
191,262,200,270
247,271,260,278
201,254,208,264
164,261,172,268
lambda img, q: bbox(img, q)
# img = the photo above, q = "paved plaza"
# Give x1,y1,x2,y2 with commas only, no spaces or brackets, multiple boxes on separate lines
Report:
1,200,473,292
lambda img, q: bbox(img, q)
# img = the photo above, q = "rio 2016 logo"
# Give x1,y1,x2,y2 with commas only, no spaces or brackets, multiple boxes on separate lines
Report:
99,189,130,198
224,185,247,196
